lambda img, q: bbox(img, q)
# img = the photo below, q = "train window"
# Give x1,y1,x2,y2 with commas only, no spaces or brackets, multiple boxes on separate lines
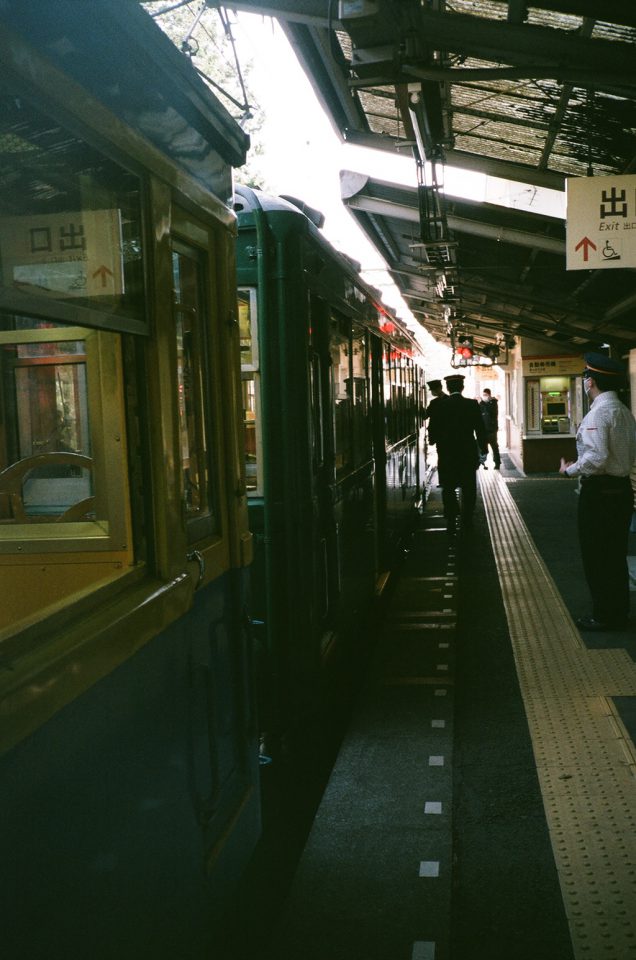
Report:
330,315,352,475
309,353,325,469
403,357,415,436
403,360,411,435
351,327,371,465
172,241,217,540
394,357,404,438
242,376,262,495
238,288,262,495
238,288,258,371
383,342,395,444
0,313,129,556
0,93,145,333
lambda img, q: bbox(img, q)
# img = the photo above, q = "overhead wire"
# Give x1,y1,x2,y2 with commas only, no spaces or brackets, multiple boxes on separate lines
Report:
150,0,253,120
217,6,253,119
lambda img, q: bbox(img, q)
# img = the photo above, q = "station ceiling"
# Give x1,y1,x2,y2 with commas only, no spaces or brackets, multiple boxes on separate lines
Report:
158,1,636,355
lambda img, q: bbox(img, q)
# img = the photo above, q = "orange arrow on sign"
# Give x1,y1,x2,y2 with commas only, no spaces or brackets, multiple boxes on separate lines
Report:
92,264,114,287
575,236,597,262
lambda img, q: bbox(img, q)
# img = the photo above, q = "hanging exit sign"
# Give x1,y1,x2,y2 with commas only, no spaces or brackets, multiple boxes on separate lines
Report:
1,209,124,297
566,174,636,270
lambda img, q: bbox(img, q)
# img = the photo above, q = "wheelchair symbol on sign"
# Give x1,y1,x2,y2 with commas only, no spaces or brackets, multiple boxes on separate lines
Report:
601,239,621,261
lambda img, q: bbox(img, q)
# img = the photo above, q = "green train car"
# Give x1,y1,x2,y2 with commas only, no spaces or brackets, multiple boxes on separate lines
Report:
0,3,259,957
234,187,426,755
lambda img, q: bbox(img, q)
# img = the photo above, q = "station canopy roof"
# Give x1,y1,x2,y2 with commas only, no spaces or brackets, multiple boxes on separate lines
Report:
161,1,636,355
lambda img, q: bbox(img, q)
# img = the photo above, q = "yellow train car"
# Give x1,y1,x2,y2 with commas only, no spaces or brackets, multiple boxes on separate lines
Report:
0,2,258,956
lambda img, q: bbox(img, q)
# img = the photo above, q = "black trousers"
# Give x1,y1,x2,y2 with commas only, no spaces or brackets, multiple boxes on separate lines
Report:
440,465,477,522
484,430,500,467
578,475,633,624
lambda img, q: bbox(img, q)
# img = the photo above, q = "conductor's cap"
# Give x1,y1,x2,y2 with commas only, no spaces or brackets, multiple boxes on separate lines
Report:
427,379,443,390
444,374,465,384
583,352,626,378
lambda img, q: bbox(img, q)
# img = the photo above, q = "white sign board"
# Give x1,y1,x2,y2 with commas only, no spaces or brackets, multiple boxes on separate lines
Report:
1,209,124,297
566,175,636,270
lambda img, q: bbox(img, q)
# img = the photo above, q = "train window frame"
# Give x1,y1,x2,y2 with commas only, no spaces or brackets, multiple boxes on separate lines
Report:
171,237,219,544
330,312,353,477
0,323,130,555
238,287,262,497
241,373,263,498
351,325,371,467
238,287,259,372
383,341,395,445
309,352,326,471
0,84,147,336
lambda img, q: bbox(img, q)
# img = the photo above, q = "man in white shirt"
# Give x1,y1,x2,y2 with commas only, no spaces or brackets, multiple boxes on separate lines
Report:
560,352,636,631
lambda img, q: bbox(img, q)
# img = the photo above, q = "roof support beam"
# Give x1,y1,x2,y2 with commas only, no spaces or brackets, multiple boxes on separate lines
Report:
409,9,636,77
536,18,594,171
523,1,636,28
507,1,528,24
343,193,566,254
195,0,331,28
191,0,636,32
600,291,636,325
401,63,635,96
444,149,566,191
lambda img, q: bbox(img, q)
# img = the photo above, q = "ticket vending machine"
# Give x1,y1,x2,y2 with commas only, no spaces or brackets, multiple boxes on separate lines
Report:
541,385,571,434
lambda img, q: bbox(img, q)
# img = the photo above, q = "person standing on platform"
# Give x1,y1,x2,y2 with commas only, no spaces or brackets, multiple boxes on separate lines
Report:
559,352,636,632
424,379,448,422
479,388,501,470
428,373,487,531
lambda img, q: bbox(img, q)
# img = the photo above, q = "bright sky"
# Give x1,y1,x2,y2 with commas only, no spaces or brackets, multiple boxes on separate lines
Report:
230,12,565,365
231,13,449,360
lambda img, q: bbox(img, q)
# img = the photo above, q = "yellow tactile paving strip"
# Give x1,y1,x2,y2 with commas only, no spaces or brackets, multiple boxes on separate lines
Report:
480,470,636,960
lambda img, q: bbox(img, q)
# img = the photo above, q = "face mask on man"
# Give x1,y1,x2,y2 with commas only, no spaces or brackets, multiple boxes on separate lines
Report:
583,376,592,396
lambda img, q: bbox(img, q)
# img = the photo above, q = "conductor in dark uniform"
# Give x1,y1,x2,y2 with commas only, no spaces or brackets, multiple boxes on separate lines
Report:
559,352,636,631
424,379,448,421
428,373,487,529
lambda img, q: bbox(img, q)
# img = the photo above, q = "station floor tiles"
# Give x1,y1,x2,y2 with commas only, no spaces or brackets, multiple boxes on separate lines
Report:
267,475,582,960
229,467,636,960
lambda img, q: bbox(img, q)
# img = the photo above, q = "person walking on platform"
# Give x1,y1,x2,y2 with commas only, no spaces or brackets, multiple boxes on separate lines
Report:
428,373,487,531
559,352,636,632
479,388,501,469
424,378,448,421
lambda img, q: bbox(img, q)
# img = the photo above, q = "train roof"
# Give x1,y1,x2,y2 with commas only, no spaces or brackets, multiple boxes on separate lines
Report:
0,0,249,191
235,185,422,356
234,187,325,225
235,184,371,283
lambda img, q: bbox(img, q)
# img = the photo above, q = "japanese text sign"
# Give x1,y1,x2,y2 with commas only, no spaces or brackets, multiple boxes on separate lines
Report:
566,175,636,270
1,209,124,297
522,355,583,377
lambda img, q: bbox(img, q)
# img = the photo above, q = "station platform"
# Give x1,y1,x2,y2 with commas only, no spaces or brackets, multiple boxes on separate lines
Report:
256,458,636,960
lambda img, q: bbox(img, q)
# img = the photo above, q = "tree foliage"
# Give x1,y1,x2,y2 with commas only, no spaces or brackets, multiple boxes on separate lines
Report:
142,1,266,188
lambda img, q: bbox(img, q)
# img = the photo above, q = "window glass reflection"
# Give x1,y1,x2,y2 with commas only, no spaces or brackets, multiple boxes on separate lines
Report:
0,94,144,328
172,244,216,538
330,317,352,474
0,319,94,522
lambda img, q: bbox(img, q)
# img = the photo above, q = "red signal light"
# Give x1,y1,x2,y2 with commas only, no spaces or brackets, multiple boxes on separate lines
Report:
456,336,474,360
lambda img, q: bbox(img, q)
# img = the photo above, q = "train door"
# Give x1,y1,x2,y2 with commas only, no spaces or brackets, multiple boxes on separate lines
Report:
168,215,259,898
